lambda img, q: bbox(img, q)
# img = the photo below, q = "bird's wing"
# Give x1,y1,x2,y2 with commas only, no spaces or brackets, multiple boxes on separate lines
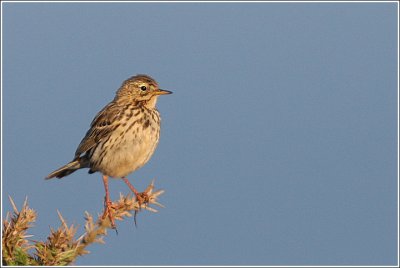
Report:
74,102,123,157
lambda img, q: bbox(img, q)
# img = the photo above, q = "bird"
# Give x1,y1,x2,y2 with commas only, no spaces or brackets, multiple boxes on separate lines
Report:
46,74,172,228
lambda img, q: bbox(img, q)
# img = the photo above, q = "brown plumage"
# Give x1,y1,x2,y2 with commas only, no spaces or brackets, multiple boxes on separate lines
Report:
46,74,172,228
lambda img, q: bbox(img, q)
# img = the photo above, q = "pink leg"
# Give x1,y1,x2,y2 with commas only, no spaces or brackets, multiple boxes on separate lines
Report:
122,177,149,227
122,177,149,206
102,175,116,229
122,177,140,197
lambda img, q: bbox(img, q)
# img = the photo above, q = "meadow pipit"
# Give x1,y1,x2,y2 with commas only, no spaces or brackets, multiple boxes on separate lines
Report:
46,74,171,228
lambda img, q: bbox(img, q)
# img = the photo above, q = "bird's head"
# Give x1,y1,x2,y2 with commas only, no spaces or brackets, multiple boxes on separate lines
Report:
115,74,172,108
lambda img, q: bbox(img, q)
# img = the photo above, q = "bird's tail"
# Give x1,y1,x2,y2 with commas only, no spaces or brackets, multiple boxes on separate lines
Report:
45,158,88,179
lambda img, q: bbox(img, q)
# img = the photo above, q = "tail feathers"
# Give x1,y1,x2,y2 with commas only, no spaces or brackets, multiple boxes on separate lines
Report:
45,159,85,179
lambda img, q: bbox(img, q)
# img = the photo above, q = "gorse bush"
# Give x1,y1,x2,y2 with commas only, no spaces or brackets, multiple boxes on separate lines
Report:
2,181,164,266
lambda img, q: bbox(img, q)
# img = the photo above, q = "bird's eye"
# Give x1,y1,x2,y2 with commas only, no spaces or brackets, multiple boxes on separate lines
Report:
140,86,147,91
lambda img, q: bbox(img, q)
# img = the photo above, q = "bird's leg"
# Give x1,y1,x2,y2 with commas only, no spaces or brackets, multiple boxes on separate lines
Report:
102,175,116,229
122,177,150,227
122,177,149,207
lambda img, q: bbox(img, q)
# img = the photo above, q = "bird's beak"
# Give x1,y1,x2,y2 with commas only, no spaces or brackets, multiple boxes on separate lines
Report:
155,89,173,95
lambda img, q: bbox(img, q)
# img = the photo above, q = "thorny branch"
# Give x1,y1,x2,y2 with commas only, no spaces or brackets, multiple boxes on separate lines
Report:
2,181,164,266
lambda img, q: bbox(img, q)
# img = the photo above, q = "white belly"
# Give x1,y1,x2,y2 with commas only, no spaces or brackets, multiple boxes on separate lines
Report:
90,115,160,178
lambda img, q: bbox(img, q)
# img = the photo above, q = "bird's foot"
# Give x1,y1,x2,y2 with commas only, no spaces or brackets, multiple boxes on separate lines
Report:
102,199,117,230
133,191,150,227
121,177,153,227
135,191,150,209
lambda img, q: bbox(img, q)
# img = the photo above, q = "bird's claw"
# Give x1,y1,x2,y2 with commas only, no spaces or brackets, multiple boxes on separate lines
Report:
135,192,150,208
102,199,117,230
133,192,150,227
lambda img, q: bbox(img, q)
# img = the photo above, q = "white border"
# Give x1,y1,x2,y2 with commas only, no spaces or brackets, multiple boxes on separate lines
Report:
0,1,398,267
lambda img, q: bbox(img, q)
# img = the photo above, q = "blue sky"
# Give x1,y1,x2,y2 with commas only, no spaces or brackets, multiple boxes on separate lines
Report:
2,1,398,266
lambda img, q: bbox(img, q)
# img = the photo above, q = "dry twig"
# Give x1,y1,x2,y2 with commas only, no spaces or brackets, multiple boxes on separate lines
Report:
2,181,164,266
